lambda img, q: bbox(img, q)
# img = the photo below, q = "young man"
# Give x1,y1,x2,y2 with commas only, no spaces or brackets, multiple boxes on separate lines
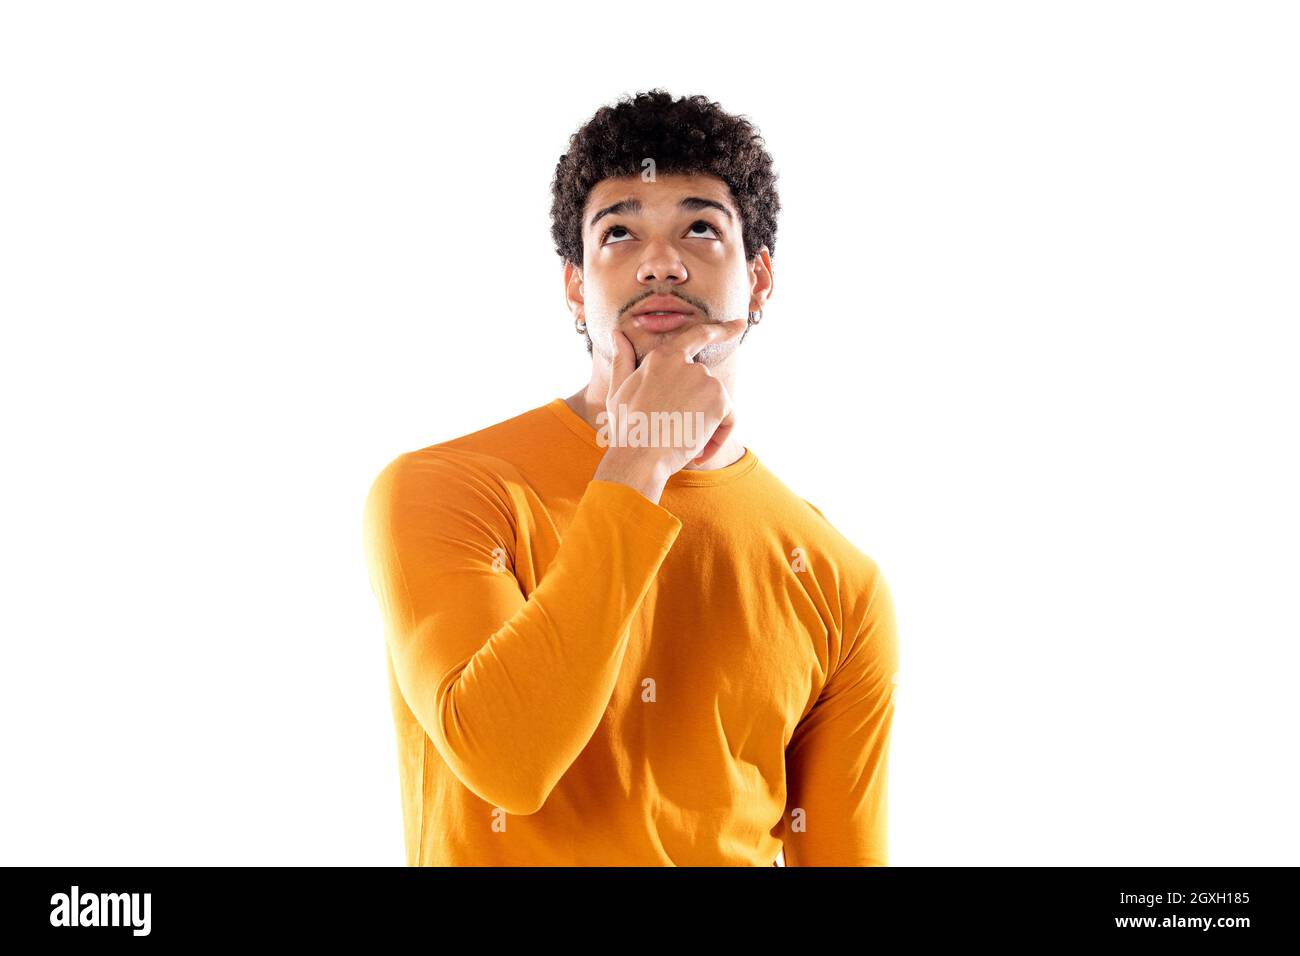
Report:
362,90,899,866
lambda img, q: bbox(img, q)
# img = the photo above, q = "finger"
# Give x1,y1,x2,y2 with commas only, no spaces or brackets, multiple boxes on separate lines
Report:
606,327,637,399
693,425,729,464
693,408,736,464
678,316,748,361
661,316,750,362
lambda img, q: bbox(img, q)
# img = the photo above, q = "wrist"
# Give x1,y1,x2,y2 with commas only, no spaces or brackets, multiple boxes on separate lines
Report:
593,449,672,503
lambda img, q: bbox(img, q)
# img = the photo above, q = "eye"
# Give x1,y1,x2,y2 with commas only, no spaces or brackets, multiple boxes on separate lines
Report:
601,224,634,245
686,220,722,239
598,220,724,245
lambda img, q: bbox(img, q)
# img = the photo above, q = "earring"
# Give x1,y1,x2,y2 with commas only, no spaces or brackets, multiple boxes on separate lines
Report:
575,316,587,334
748,309,763,325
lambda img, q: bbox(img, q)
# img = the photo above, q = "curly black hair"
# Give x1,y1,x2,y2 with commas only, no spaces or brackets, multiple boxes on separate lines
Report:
550,88,781,273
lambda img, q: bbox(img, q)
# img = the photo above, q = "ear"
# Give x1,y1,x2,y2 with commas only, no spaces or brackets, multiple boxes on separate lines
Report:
748,246,774,308
563,259,585,316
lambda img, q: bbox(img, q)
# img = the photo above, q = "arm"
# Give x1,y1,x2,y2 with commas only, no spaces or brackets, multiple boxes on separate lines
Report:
362,448,682,816
778,563,900,865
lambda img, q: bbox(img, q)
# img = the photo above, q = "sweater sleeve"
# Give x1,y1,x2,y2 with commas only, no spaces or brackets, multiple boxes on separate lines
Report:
362,450,683,816
779,562,900,865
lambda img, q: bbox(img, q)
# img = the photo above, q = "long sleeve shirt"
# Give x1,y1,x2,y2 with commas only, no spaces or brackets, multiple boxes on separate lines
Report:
361,397,900,866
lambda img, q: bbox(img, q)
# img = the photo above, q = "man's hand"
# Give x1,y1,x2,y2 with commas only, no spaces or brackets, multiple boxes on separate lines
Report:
602,317,748,475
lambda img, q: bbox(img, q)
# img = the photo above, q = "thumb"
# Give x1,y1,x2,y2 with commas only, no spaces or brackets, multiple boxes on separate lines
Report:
606,327,637,400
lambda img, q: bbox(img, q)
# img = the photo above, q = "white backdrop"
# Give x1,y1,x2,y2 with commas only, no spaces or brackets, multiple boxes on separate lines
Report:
2,1,1296,865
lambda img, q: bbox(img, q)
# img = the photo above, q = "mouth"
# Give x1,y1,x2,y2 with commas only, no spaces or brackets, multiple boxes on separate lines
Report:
631,295,698,333
633,311,693,333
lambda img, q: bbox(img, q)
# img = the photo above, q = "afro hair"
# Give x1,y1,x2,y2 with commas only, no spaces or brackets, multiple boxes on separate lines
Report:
549,89,781,271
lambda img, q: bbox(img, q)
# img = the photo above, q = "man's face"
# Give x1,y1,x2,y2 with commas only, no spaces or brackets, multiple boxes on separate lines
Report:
566,172,769,368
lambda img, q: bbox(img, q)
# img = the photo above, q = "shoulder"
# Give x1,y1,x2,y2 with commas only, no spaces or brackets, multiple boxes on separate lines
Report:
747,462,886,588
363,444,527,533
370,400,580,503
795,493,883,582
790,488,895,658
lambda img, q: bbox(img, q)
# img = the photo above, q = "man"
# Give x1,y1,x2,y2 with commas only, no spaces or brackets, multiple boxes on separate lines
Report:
362,89,899,866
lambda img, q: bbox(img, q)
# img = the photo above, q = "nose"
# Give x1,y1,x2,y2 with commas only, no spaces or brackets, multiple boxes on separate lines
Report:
635,237,687,285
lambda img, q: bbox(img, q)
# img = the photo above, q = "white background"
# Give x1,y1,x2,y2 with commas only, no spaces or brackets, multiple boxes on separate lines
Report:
2,1,1296,865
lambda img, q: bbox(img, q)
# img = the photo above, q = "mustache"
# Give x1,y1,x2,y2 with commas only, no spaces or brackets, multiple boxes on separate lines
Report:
623,291,709,317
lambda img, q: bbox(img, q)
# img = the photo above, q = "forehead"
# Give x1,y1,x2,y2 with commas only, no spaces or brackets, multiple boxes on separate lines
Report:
583,172,738,220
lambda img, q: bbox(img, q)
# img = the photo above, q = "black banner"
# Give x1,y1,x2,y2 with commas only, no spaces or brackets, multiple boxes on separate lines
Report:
8,866,1296,943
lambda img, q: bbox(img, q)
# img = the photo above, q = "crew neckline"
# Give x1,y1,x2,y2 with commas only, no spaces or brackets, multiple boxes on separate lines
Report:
545,397,759,487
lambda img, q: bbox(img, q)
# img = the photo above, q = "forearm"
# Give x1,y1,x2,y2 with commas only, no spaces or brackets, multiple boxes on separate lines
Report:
412,475,680,815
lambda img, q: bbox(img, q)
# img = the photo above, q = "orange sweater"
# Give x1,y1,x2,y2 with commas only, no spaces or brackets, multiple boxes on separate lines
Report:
361,397,899,866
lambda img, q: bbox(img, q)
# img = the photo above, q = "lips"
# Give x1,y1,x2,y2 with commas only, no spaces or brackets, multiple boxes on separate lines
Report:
631,295,696,333
633,295,695,317
634,311,692,333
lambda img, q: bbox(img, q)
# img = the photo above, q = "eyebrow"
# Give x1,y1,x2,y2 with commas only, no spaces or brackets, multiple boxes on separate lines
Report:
587,196,735,231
